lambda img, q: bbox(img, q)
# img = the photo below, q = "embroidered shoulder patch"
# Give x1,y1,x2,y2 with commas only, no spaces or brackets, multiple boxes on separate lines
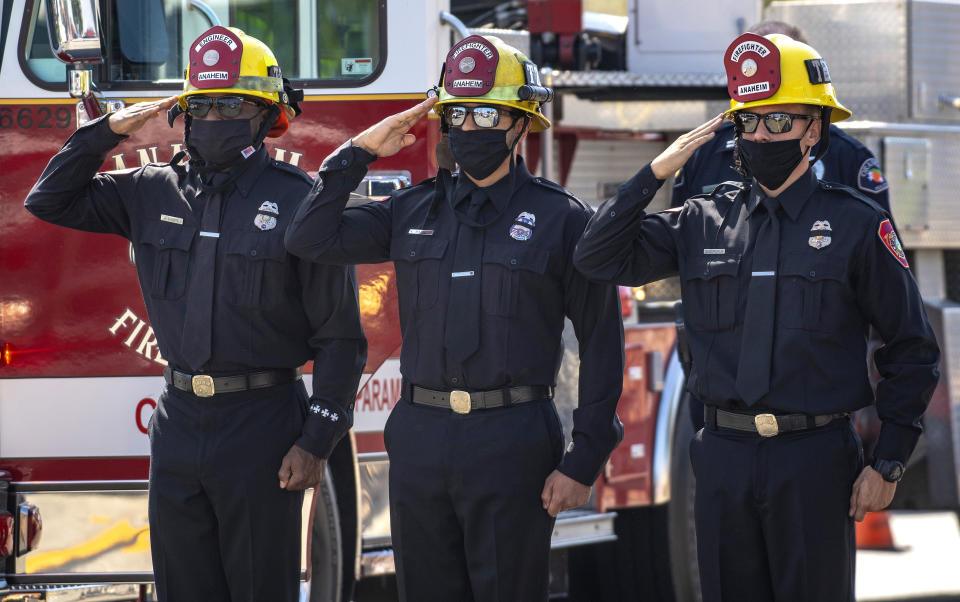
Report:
878,219,908,268
858,157,889,194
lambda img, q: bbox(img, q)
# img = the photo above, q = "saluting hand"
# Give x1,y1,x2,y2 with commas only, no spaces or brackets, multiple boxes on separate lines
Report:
278,444,327,490
849,466,897,522
352,97,438,158
541,470,591,518
107,96,179,137
650,114,724,180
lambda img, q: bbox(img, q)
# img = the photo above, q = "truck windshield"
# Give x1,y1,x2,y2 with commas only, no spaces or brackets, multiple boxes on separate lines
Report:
22,0,384,87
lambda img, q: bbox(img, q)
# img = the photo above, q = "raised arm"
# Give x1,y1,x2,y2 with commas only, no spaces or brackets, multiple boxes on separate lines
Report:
24,98,178,238
284,98,437,265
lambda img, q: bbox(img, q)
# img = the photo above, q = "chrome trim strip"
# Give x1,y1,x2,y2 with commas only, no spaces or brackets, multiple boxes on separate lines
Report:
357,452,388,464
652,348,685,505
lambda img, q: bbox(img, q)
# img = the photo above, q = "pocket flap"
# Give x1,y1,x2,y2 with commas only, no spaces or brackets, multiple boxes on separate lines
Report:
140,221,196,251
394,238,448,262
225,231,287,261
483,243,549,274
779,255,844,281
686,256,741,281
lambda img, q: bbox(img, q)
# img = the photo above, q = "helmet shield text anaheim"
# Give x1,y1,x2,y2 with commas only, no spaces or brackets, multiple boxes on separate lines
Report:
189,26,243,90
444,36,499,98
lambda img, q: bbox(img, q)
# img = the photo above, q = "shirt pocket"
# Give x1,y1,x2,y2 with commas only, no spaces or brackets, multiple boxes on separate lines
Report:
778,256,846,332
392,238,448,311
481,243,550,317
224,231,289,309
681,256,741,332
139,222,196,300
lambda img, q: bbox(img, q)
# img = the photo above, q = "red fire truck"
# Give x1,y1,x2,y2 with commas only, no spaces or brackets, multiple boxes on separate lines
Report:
2,0,958,600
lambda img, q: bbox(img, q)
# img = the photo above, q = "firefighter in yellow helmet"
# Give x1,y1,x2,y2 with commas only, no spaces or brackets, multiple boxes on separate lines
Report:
171,26,304,174
574,32,939,601
284,34,625,601
24,26,365,602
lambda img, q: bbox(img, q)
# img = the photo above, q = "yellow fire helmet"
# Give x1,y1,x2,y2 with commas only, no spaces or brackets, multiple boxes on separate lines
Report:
433,34,553,132
722,33,851,122
179,26,301,137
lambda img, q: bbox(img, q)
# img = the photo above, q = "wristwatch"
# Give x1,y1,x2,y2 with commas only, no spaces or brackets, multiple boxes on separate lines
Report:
872,458,905,483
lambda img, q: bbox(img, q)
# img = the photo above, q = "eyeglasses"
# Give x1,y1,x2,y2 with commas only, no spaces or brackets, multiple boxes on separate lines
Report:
185,96,266,119
444,105,519,128
734,112,818,134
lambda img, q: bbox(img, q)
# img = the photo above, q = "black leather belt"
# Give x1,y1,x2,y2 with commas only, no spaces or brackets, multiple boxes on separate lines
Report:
164,366,301,398
409,384,552,415
706,406,848,438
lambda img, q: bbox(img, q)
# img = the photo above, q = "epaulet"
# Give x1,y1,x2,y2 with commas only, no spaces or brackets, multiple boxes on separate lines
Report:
820,180,889,216
268,158,313,185
530,176,588,210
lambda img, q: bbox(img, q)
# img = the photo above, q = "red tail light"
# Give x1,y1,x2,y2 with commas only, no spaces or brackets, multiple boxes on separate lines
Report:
0,511,14,557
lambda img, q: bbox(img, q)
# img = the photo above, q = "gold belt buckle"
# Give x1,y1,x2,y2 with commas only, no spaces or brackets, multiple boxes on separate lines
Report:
192,374,216,398
449,390,471,415
754,413,779,437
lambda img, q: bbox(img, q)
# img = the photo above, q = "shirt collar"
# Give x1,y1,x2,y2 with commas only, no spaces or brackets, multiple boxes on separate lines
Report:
745,167,818,221
450,156,534,214
232,145,270,197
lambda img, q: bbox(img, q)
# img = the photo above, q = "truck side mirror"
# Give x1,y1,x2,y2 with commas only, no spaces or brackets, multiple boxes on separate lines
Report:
44,0,103,64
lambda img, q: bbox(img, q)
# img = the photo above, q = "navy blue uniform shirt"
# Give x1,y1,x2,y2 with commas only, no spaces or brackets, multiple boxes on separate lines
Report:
672,120,891,212
285,145,625,485
25,116,367,459
574,164,939,465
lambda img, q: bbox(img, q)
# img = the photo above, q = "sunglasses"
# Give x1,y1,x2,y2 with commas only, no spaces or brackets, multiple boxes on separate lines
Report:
185,96,266,119
734,112,818,134
444,105,519,128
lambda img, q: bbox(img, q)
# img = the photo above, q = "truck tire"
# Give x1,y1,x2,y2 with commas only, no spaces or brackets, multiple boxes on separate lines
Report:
309,467,343,602
668,392,702,602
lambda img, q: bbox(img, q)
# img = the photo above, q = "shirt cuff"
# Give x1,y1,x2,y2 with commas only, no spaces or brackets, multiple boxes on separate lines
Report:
295,400,352,459
873,420,921,465
319,140,378,172
618,163,664,204
556,419,625,486
82,114,129,151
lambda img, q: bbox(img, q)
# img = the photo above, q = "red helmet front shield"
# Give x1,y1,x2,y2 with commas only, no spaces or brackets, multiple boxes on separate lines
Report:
724,33,781,104
189,26,244,90
443,35,499,98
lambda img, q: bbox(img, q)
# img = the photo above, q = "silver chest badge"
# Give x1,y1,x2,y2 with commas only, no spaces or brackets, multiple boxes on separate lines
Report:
510,211,536,241
808,219,832,249
254,201,279,231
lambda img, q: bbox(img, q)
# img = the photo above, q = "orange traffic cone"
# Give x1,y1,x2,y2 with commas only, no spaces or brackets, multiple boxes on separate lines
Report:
855,511,895,550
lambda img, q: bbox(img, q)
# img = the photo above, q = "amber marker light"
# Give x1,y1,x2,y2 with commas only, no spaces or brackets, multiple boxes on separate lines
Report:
0,342,12,367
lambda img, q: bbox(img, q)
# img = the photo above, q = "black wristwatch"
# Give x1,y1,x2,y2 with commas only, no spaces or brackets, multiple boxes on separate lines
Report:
872,458,905,483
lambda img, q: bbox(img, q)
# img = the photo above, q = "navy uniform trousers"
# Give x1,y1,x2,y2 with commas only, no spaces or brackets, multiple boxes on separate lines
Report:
690,416,864,602
148,380,308,602
385,396,565,602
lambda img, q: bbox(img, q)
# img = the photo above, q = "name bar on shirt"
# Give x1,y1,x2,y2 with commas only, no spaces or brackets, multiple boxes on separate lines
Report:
199,231,220,238
752,271,775,276
452,271,476,278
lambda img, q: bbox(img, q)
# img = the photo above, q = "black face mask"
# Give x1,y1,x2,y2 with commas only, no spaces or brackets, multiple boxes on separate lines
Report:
737,136,810,190
448,128,511,180
186,118,258,169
